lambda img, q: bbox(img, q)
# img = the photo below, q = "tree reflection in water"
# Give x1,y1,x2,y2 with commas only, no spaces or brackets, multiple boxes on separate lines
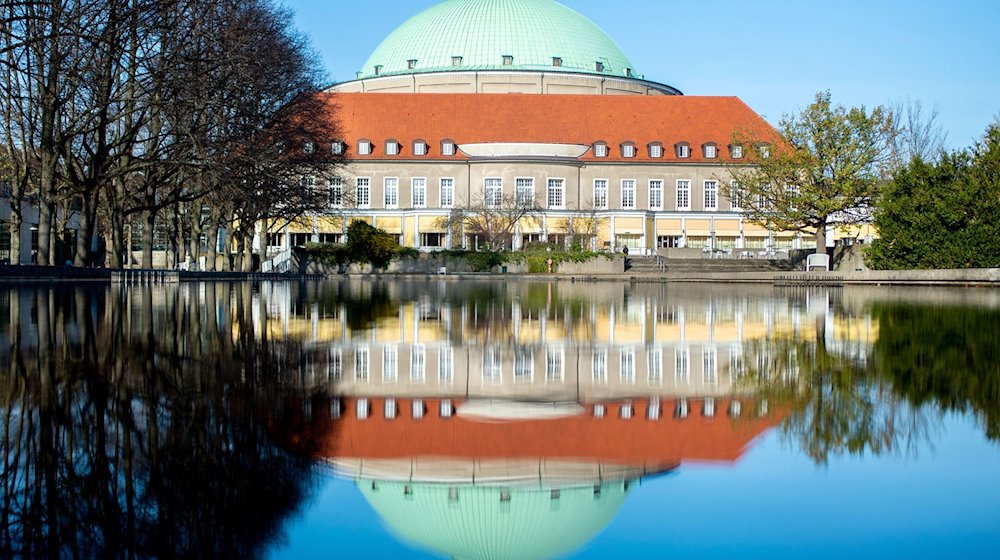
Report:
0,283,319,559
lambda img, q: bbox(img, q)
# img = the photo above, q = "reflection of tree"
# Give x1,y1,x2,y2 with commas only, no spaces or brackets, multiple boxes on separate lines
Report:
871,304,1000,440
740,330,935,466
0,284,319,558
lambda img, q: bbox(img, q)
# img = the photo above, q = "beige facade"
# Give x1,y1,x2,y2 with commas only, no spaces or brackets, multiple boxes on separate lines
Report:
330,71,679,96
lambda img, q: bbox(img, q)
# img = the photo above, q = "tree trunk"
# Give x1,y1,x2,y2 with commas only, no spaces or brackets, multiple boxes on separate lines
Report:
8,200,22,264
814,218,828,255
233,232,244,272
74,191,98,266
141,209,155,268
205,205,220,272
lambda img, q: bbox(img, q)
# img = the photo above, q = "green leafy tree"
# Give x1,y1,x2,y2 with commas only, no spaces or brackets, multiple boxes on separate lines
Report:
345,220,399,270
867,125,1000,269
726,91,895,254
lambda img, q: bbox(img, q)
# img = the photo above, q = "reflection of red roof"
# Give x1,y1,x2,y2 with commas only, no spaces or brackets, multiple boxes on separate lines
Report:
327,92,779,163
291,398,780,468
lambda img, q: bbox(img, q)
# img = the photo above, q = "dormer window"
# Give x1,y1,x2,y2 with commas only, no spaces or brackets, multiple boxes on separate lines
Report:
451,56,462,66
593,142,608,158
758,144,771,159
407,59,417,69
621,143,636,158
303,141,315,154
595,61,604,72
552,57,562,67
730,144,744,159
441,140,456,156
357,140,372,155
373,65,383,76
413,140,427,156
625,68,633,77
648,143,663,158
502,55,513,66
331,141,344,155
385,140,399,156
703,143,718,158
675,143,691,158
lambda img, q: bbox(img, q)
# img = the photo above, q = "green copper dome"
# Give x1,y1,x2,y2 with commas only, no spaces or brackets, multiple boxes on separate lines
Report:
359,0,640,80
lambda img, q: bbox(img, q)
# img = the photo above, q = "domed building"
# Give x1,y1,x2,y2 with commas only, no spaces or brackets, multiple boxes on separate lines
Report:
274,0,814,261
334,0,680,96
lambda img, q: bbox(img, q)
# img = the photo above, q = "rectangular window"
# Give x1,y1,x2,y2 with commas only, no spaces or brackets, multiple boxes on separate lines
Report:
412,177,427,207
383,347,398,382
483,347,502,383
355,347,370,382
592,349,607,383
439,347,453,383
731,145,743,159
385,142,398,155
676,180,691,211
649,145,663,158
329,177,343,206
729,345,744,379
704,347,718,384
358,141,371,155
704,180,718,211
620,350,636,384
413,142,426,156
515,348,533,382
411,345,426,382
704,144,717,158
648,349,663,386
485,177,503,207
676,144,690,158
331,142,343,155
546,348,564,382
675,348,690,384
649,180,663,210
547,178,564,208
621,179,636,209
356,177,371,207
384,177,399,207
440,178,454,208
622,144,636,158
442,141,455,156
593,179,608,209
328,348,342,381
515,178,534,206
730,180,743,210
594,144,608,157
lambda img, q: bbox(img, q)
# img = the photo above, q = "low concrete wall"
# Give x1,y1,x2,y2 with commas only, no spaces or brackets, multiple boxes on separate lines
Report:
298,252,623,276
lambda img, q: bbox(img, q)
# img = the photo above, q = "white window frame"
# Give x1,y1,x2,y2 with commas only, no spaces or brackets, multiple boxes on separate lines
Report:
411,345,426,382
704,346,718,384
593,179,608,209
675,347,690,384
485,177,503,208
515,178,534,206
413,141,426,156
357,141,371,155
355,347,370,382
384,177,399,208
622,144,636,158
442,141,456,156
730,180,743,211
483,347,502,383
648,348,663,386
704,180,718,211
385,141,398,156
592,349,607,383
514,347,533,383
331,141,343,155
438,347,453,383
356,177,371,208
594,143,608,158
546,347,564,382
382,346,398,383
648,180,663,210
731,145,744,159
440,177,455,208
620,349,636,384
412,177,427,208
547,178,565,209
676,144,691,158
621,179,636,209
676,180,691,211
329,176,343,207
649,144,663,158
704,144,718,158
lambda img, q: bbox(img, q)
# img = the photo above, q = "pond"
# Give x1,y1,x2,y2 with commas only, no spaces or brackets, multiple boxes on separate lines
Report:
1,279,998,558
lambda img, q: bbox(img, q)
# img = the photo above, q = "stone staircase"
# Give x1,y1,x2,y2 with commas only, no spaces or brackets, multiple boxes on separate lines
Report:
625,256,796,278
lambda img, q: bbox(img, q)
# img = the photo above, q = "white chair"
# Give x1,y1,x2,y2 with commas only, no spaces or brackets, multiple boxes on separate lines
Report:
806,253,830,271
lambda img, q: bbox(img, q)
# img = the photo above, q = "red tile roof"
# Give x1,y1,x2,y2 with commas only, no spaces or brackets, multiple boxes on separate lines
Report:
321,92,780,163
283,398,780,466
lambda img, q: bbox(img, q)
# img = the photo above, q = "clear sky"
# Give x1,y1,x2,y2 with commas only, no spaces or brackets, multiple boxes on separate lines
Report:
284,0,1000,152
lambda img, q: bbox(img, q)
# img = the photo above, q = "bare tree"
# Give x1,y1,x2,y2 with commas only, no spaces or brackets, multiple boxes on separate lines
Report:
438,191,541,251
556,201,606,250
888,98,948,168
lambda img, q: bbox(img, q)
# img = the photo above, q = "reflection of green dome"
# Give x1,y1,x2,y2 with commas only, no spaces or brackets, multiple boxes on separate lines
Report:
360,480,631,560
359,0,638,79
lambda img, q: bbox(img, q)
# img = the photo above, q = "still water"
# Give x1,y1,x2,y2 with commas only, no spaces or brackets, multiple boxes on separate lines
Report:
1,279,998,558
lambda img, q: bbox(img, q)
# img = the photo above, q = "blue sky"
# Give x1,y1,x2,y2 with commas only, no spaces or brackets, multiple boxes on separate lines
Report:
284,0,1000,151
